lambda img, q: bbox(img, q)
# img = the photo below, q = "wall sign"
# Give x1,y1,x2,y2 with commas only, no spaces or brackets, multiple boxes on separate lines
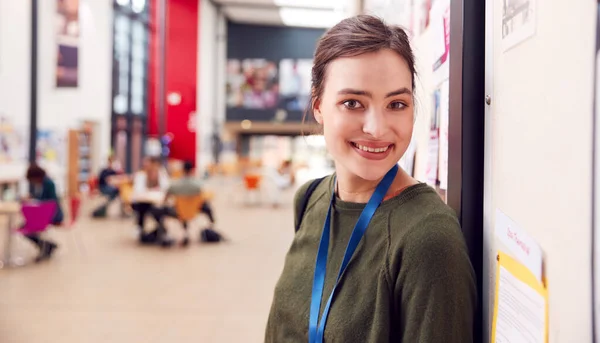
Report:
56,0,80,87
502,0,537,52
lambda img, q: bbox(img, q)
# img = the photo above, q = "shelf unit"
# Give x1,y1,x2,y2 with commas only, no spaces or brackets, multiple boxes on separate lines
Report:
67,129,93,197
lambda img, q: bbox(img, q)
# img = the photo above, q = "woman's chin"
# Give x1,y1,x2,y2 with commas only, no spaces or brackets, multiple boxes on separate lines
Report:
343,161,396,182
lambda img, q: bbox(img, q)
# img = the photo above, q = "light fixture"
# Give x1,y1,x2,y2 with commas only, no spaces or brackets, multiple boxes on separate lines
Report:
167,92,182,106
131,0,146,13
274,0,344,10
279,8,345,28
241,120,252,130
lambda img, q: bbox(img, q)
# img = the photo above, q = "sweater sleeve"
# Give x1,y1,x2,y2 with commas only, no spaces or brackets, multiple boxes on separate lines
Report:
395,213,476,343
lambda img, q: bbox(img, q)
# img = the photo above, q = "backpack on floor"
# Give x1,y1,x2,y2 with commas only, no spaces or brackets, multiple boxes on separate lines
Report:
91,205,108,218
140,229,159,244
200,228,224,243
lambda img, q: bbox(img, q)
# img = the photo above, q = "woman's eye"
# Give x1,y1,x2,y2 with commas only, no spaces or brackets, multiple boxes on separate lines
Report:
342,100,363,109
389,101,406,110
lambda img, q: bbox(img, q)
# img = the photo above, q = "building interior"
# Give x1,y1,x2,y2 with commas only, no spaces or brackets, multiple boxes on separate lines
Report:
0,0,598,342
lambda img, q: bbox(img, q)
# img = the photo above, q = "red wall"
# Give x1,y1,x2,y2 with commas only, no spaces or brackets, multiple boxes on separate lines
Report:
148,0,199,163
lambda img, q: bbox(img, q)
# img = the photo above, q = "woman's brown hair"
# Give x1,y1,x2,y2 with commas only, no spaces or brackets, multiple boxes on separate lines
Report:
310,15,416,113
26,163,47,181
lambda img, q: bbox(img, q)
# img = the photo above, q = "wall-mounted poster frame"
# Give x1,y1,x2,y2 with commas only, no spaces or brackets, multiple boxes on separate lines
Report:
448,0,485,340
592,2,600,341
56,0,80,87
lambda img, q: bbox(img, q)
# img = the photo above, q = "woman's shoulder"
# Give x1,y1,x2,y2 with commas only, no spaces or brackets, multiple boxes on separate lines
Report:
293,175,334,223
293,175,333,208
386,184,464,247
43,176,56,187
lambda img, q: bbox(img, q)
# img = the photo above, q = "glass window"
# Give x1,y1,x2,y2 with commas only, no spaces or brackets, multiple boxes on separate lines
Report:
131,0,146,13
112,2,149,116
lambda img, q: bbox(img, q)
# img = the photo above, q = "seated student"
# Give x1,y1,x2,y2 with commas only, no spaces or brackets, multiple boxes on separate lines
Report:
23,164,64,262
131,156,170,242
92,155,127,217
276,159,295,189
159,161,216,246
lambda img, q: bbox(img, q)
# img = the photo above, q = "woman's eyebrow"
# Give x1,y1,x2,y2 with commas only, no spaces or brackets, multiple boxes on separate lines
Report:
336,87,412,98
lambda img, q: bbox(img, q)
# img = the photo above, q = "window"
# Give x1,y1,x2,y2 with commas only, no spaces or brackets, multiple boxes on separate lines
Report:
111,0,151,172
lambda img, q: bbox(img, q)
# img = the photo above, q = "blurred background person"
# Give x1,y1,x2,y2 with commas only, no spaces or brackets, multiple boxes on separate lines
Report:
131,157,170,242
92,154,128,218
22,163,64,262
158,160,216,246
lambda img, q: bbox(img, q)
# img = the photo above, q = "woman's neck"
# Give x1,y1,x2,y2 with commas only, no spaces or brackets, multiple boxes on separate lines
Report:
335,165,416,204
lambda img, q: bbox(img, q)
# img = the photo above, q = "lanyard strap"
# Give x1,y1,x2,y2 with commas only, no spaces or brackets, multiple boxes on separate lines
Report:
308,165,398,343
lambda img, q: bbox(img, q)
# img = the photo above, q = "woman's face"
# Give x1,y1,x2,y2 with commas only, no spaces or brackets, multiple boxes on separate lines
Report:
314,49,414,181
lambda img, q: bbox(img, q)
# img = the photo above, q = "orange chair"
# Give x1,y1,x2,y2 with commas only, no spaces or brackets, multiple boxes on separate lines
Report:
174,194,205,222
118,183,134,207
173,194,205,246
243,174,262,205
244,174,261,190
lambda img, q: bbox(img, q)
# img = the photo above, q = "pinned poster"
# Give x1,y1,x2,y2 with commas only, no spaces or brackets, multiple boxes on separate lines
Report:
491,252,548,343
495,209,543,281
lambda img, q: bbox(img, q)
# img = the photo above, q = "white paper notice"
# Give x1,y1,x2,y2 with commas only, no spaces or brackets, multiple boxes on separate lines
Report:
495,209,543,281
494,266,545,343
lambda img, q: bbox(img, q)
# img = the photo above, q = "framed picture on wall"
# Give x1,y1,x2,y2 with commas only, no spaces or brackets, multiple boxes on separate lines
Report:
278,59,312,112
56,0,80,87
226,59,279,110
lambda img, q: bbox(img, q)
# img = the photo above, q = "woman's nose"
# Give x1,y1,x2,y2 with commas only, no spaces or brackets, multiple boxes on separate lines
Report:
362,110,388,138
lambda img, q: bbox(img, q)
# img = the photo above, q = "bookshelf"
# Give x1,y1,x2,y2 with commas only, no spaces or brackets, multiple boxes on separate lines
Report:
67,128,93,196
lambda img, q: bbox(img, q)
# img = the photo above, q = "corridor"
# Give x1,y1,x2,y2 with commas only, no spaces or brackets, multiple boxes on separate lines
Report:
0,179,295,343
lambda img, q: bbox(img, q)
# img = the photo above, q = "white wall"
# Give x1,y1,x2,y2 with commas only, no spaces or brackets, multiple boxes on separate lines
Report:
196,1,230,172
38,0,112,164
0,0,112,186
0,1,32,180
484,1,596,342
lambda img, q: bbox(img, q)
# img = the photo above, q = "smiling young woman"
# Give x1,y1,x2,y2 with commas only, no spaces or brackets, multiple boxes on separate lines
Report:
265,15,476,343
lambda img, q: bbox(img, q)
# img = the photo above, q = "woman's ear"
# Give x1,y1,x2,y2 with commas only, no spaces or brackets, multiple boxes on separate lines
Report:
313,99,323,124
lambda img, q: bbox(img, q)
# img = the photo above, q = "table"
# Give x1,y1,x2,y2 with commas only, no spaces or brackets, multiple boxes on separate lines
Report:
0,178,20,201
132,190,166,206
107,174,132,187
0,201,20,268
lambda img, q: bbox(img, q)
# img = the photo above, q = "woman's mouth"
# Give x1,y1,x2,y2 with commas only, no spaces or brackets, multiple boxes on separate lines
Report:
350,141,394,160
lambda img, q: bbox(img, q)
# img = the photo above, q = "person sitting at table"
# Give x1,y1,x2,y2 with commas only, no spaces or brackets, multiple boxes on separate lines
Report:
92,155,128,218
131,156,170,242
23,164,64,262
157,160,216,246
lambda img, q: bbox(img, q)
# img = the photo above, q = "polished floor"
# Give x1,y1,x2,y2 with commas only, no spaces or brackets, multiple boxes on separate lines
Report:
0,178,296,343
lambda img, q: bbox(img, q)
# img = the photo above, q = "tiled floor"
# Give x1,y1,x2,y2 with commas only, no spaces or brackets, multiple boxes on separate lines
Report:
0,178,296,343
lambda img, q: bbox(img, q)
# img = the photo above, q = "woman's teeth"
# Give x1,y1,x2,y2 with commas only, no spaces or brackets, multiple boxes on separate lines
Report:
352,142,390,153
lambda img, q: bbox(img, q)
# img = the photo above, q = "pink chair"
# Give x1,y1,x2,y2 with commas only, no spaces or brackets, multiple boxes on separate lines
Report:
17,201,57,236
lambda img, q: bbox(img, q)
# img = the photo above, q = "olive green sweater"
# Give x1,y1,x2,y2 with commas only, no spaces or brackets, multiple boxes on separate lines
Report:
265,176,476,342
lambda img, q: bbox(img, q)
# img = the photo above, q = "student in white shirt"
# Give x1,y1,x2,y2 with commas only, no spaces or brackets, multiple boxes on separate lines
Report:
131,157,170,241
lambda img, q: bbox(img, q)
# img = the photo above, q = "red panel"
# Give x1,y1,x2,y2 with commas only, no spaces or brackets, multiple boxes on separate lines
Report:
147,0,159,136
165,0,199,163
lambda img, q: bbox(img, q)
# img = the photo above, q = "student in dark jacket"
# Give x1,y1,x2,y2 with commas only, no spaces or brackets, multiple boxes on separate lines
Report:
24,164,63,262
92,155,127,217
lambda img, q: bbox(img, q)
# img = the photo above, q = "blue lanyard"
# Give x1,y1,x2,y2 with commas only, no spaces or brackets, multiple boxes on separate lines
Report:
308,164,398,343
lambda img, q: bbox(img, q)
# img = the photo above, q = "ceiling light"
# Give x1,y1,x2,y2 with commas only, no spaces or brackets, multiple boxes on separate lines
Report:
274,0,344,10
279,8,344,28
241,120,252,130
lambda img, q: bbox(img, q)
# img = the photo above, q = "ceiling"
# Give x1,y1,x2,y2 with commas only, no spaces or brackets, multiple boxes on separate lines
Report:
211,0,353,28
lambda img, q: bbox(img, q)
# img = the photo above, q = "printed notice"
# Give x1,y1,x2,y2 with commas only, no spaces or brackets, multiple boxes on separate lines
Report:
492,252,548,343
495,209,543,281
